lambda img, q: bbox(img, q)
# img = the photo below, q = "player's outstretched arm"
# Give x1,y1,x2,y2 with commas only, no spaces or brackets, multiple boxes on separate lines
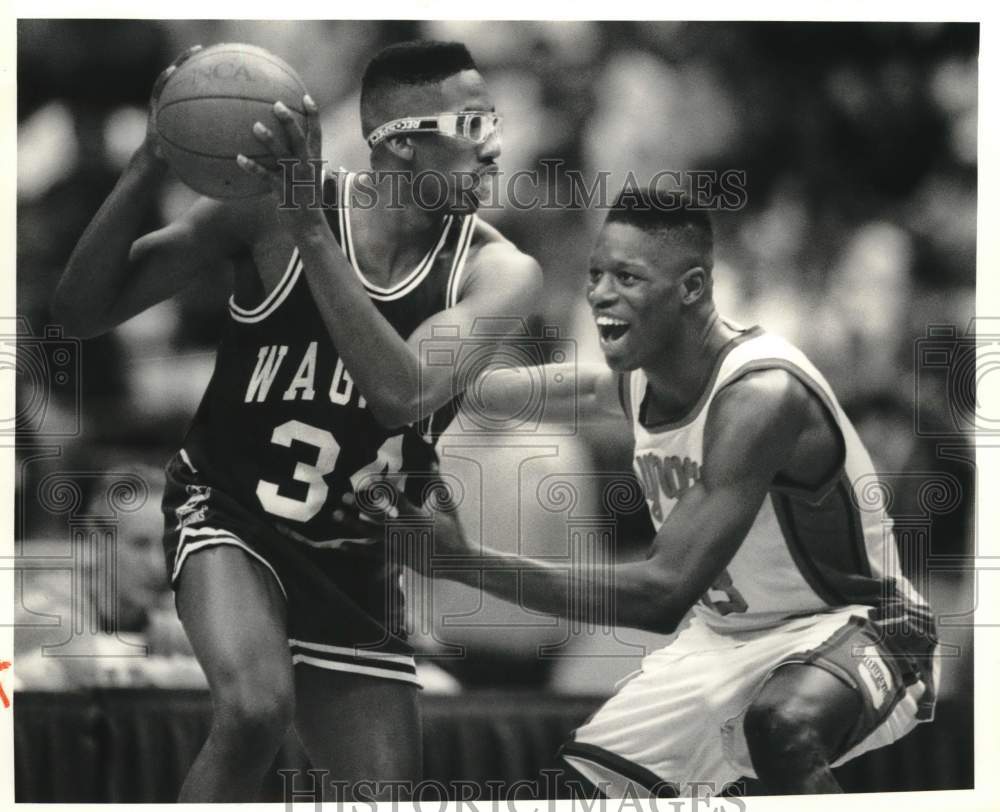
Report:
239,101,543,429
342,369,811,634
464,362,624,426
52,46,240,338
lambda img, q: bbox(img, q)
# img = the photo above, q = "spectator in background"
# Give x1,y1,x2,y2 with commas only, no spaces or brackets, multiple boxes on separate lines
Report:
14,464,205,690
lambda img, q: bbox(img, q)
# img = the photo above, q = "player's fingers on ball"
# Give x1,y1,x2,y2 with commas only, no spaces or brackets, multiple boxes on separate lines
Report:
236,154,277,188
167,44,203,75
302,95,322,150
273,101,309,156
151,66,174,101
303,94,321,126
252,120,276,148
175,44,203,64
235,153,260,173
152,45,202,100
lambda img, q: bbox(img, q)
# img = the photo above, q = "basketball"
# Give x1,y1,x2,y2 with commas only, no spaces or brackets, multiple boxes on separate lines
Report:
155,44,311,199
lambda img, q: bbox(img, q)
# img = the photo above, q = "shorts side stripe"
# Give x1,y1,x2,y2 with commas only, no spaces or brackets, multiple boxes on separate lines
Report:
178,448,198,473
288,642,416,675
560,741,676,796
288,638,414,666
173,530,287,600
290,652,421,685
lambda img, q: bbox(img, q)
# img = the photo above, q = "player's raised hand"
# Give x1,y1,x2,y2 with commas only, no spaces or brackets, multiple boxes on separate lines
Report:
237,94,324,224
143,44,203,162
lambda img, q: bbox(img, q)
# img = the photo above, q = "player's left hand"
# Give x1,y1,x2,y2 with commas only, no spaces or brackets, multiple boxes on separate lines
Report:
236,94,325,230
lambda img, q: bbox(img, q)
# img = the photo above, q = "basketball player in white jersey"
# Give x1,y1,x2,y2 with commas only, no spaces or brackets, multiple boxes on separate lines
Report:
53,42,540,802
340,187,939,796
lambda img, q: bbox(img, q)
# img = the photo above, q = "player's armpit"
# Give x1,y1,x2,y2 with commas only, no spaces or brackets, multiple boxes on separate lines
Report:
614,370,813,633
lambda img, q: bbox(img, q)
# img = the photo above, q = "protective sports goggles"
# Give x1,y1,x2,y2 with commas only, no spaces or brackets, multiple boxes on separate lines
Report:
366,111,503,150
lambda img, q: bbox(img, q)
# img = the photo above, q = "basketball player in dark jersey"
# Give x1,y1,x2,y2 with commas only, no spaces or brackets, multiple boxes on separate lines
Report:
53,41,541,802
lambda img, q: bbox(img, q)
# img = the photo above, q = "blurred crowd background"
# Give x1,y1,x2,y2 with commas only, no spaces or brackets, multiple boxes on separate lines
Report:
14,20,977,696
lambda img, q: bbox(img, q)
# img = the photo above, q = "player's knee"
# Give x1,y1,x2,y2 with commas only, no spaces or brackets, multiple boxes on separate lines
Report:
215,685,294,745
211,667,294,745
744,696,829,773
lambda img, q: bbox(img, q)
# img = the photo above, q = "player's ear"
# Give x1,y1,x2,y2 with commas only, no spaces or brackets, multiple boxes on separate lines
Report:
383,135,415,162
679,266,709,306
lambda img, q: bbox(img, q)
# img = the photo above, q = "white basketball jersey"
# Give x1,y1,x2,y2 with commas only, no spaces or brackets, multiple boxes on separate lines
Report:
622,325,930,633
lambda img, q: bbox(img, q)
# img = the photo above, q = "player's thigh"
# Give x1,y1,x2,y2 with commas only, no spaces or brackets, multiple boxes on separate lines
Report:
293,666,422,791
744,662,862,760
176,545,294,712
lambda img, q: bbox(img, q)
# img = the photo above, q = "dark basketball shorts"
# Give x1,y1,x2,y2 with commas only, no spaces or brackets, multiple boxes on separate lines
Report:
161,450,418,685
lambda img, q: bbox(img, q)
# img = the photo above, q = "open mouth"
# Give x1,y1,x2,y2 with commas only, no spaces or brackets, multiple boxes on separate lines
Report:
596,315,630,343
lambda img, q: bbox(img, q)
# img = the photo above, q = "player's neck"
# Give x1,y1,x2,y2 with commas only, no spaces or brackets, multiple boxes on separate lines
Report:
372,197,446,240
643,312,739,423
360,169,449,234
349,171,451,283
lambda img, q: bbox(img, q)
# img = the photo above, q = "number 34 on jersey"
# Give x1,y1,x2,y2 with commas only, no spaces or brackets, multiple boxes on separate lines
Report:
240,342,404,525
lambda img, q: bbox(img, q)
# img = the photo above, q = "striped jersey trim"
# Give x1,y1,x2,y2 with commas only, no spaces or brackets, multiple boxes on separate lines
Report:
172,526,288,600
446,214,477,307
337,168,349,262
634,326,764,433
619,372,632,421
342,172,456,301
228,248,303,323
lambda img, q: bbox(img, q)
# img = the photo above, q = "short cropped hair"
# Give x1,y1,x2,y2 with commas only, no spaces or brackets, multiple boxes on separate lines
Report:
606,187,714,271
361,41,478,137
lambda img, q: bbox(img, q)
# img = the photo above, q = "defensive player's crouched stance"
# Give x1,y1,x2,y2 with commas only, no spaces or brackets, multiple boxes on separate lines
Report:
338,188,940,797
53,41,540,802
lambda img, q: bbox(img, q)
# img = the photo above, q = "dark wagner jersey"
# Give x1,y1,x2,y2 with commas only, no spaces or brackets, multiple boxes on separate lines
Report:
180,171,476,545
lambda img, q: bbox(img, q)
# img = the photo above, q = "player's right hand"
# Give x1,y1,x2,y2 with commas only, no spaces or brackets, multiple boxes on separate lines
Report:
334,478,471,575
143,44,203,162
